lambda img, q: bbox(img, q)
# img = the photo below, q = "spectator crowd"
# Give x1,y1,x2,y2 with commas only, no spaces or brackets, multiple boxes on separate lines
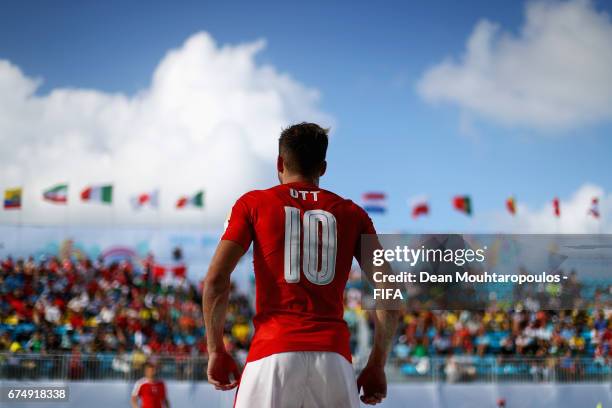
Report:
0,254,610,380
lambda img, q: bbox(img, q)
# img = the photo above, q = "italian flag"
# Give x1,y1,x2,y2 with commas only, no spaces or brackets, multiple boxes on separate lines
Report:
43,184,68,204
176,191,204,209
81,185,113,204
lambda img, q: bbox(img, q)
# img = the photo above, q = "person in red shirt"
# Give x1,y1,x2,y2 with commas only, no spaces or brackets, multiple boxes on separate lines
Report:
203,123,398,407
131,362,169,408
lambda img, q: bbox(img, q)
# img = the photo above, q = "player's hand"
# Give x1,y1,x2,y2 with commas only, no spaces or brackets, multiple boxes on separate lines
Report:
357,362,387,405
207,350,241,391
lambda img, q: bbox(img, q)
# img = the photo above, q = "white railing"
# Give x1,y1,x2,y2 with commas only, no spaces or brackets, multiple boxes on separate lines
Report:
1,353,610,383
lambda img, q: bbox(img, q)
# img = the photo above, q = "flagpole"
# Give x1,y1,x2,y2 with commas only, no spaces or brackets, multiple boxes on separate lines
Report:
64,184,70,242
17,190,23,256
553,198,560,235
157,188,162,238
152,188,161,258
111,184,116,232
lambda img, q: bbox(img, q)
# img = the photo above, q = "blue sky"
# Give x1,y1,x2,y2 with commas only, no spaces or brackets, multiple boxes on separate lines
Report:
1,0,611,233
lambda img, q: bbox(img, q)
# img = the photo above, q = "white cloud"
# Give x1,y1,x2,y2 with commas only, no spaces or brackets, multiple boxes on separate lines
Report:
488,183,611,233
0,32,332,228
417,0,612,131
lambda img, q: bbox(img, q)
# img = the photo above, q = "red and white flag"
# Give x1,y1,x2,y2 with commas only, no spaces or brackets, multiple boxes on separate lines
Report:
131,189,159,210
411,202,429,218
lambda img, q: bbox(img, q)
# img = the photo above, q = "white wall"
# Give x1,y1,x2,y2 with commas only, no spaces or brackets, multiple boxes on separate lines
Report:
1,381,610,408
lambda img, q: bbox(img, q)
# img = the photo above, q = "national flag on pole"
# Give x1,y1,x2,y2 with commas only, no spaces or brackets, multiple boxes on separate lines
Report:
362,192,387,214
43,184,68,204
506,196,516,215
553,197,561,217
412,202,429,218
131,189,159,210
452,195,472,216
588,197,600,219
81,185,113,204
3,187,22,209
176,190,204,209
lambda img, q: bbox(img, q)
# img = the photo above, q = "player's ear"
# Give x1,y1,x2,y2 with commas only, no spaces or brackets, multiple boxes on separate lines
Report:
277,155,284,173
319,160,327,177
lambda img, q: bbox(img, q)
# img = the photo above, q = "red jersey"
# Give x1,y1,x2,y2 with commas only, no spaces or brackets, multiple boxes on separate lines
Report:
222,181,376,363
132,378,166,408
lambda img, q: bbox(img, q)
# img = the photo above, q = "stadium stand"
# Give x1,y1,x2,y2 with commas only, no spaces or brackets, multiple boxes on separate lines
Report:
0,255,610,382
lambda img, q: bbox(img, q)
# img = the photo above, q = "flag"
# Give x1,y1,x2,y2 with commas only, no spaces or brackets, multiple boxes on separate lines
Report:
588,197,600,219
176,190,204,209
453,195,472,216
172,264,187,278
131,189,159,210
362,192,386,214
412,202,429,218
553,197,560,217
81,185,113,204
506,196,516,215
3,187,22,209
152,264,167,280
43,184,68,204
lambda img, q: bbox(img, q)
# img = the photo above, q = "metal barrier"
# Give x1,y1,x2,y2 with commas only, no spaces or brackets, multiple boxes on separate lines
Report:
388,356,612,383
0,353,208,382
0,353,610,383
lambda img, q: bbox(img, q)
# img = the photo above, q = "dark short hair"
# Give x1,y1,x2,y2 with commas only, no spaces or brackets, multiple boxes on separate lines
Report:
279,123,329,177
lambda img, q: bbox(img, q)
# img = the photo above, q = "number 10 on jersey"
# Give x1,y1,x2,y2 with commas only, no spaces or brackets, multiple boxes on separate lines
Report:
284,207,337,285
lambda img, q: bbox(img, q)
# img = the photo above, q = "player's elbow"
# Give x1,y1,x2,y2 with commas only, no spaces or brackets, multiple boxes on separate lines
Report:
203,269,231,295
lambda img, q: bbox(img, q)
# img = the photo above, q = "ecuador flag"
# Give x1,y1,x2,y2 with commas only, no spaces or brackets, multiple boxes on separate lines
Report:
4,187,22,209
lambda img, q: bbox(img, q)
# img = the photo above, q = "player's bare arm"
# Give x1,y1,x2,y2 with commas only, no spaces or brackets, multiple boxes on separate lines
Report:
202,240,245,390
357,308,399,405
356,252,399,405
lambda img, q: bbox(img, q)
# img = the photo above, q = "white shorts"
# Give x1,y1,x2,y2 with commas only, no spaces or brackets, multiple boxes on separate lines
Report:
234,351,360,408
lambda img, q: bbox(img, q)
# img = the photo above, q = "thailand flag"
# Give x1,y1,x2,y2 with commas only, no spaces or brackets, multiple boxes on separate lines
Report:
362,192,387,214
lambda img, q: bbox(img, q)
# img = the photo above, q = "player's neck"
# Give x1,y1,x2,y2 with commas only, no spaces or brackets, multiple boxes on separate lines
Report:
281,174,319,186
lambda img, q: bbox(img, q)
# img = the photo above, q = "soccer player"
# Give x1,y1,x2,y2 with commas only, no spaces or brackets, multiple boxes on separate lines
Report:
203,123,398,407
131,362,170,408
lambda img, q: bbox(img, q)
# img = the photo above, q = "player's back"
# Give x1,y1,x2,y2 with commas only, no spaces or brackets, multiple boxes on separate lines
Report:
222,181,375,363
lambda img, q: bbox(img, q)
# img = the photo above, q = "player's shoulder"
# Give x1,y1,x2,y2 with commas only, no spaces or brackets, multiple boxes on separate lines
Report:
235,184,298,203
341,197,370,218
316,187,361,209
233,189,268,205
134,377,150,386
134,377,148,384
319,188,370,217
131,377,149,394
